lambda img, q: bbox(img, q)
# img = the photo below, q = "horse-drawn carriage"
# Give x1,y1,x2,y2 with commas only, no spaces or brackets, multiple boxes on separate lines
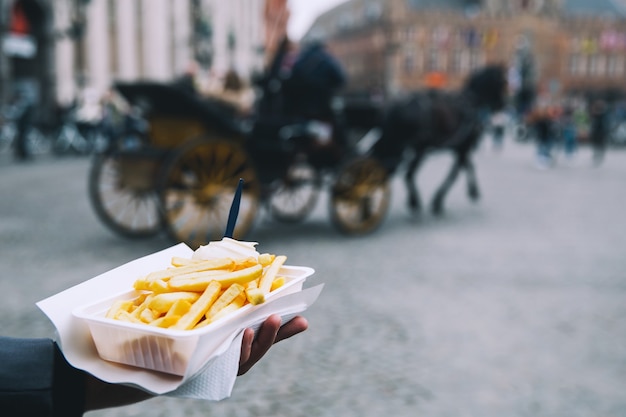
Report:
88,38,507,249
88,72,390,249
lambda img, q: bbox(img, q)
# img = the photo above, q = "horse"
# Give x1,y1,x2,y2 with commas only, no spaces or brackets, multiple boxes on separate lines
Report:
371,64,508,215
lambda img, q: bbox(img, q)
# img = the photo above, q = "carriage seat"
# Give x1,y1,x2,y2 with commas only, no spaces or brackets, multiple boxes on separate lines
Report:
114,81,242,142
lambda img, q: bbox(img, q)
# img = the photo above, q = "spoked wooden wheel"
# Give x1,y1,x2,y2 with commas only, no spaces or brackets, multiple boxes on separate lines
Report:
88,151,164,238
158,137,260,249
330,157,390,235
268,162,320,223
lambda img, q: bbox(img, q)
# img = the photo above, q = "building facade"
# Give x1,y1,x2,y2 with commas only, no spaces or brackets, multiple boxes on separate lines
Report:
203,0,265,80
1,0,277,118
55,0,267,104
306,0,626,102
53,0,196,105
0,0,55,116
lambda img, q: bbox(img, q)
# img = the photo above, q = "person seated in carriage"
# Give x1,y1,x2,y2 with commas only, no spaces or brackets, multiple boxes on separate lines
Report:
284,39,347,121
251,36,349,171
255,36,347,122
279,39,349,155
171,62,255,117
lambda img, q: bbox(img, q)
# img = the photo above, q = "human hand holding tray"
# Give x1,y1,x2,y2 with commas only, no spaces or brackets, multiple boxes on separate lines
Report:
36,243,323,400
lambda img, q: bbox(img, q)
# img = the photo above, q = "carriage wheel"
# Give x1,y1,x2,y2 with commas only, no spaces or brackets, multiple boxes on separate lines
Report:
88,152,164,238
330,157,390,235
158,137,260,249
268,161,321,223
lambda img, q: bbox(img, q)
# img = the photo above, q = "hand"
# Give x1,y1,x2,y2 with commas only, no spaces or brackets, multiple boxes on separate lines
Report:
85,315,308,411
238,314,308,375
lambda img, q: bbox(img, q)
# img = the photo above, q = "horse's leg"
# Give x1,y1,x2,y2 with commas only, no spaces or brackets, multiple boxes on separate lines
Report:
431,152,463,215
464,154,480,202
405,150,425,213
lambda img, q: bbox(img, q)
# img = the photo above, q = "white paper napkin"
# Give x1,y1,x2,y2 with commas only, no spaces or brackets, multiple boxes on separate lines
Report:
36,243,323,400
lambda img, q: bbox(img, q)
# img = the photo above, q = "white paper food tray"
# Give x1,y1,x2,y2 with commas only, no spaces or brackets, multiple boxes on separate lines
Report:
73,265,313,376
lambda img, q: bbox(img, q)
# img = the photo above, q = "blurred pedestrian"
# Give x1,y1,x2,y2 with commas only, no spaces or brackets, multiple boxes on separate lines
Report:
489,110,507,151
100,88,130,145
528,102,556,168
219,69,255,115
173,61,201,96
75,87,104,148
559,102,577,159
589,98,609,166
10,78,39,161
223,68,243,92
573,100,590,143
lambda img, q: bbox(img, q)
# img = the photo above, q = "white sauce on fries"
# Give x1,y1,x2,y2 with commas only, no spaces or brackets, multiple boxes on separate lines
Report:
192,238,259,261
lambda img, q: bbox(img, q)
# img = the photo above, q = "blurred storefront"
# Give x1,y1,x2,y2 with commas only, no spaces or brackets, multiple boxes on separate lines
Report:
306,0,626,104
0,0,54,120
52,0,196,106
0,0,272,118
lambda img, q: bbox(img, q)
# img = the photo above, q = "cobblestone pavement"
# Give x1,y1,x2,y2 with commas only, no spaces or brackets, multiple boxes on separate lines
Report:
1,141,625,417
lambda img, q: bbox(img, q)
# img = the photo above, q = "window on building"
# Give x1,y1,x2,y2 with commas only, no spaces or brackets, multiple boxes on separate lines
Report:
426,48,439,72
416,50,424,72
595,55,607,77
403,48,415,74
577,55,588,75
451,49,462,73
407,26,416,41
439,52,448,72
589,55,599,76
430,27,438,45
309,28,325,41
372,31,384,48
570,36,581,53
351,56,363,75
469,51,484,70
459,49,470,73
432,25,450,48
365,1,382,21
607,55,625,77
568,54,579,75
338,12,353,31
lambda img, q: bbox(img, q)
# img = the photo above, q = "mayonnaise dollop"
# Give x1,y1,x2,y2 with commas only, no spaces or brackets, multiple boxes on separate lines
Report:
192,237,260,261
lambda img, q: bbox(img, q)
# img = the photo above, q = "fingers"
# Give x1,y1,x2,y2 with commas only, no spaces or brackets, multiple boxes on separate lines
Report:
238,315,280,375
275,316,308,343
238,328,255,369
237,315,308,376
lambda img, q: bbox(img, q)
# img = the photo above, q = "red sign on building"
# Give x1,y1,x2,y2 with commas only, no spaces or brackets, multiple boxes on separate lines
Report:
3,1,37,58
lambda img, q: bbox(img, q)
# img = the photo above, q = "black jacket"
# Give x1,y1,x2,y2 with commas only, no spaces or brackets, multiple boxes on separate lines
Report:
0,337,85,417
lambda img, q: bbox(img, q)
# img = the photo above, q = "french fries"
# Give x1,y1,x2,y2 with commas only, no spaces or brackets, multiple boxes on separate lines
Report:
168,264,263,291
106,253,288,330
259,255,286,294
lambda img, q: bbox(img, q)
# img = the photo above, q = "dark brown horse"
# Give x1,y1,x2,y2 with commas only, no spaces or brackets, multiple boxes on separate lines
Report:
372,64,508,215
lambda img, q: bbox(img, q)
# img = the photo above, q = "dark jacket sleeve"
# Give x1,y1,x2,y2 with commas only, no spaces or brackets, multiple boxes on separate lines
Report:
0,336,86,417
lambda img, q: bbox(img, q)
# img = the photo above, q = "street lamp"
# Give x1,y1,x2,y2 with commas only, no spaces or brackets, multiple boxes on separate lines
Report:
0,0,10,105
69,0,90,88
513,34,537,116
227,27,236,68
192,0,213,70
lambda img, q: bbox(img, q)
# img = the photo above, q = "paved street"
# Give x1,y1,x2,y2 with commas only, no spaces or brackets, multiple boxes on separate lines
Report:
1,140,625,417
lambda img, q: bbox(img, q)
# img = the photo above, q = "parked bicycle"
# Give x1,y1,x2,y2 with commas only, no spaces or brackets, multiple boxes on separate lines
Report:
51,102,108,155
